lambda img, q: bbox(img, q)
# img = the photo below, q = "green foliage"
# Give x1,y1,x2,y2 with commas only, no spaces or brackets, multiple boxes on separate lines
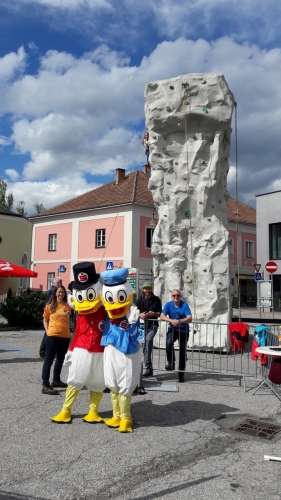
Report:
16,200,27,217
0,290,47,329
7,287,13,299
0,178,14,211
34,203,46,214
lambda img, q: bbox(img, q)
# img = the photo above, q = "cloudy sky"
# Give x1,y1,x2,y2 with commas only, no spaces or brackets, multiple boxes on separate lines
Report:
0,0,281,214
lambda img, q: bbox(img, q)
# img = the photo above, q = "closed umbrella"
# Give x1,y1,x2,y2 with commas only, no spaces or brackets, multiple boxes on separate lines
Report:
0,260,38,278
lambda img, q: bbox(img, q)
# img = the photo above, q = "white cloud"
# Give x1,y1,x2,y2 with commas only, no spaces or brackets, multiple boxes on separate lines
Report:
5,169,19,181
5,174,101,215
1,36,281,209
0,46,26,82
17,0,111,9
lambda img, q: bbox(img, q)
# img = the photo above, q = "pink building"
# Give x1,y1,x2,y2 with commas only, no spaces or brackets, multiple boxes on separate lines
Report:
30,168,256,305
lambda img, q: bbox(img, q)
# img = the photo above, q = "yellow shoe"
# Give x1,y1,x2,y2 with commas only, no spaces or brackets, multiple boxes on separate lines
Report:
82,411,103,423
50,409,72,423
117,418,133,433
103,416,121,428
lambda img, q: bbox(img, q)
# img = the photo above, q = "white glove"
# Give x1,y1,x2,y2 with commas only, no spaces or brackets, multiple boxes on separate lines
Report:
63,351,72,367
126,305,140,325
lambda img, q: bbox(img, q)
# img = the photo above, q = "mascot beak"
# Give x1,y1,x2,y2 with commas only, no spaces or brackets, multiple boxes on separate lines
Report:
74,297,100,315
101,293,133,319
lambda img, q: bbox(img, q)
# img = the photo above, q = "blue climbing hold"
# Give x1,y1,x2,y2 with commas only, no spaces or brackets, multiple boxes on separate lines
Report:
202,108,209,114
169,86,174,90
184,210,190,217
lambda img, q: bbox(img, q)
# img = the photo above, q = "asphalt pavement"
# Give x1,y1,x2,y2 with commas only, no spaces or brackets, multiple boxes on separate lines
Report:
1,326,281,500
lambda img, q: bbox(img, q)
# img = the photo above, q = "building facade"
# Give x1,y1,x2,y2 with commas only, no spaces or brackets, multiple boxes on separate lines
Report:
0,208,33,296
30,168,256,305
256,190,281,311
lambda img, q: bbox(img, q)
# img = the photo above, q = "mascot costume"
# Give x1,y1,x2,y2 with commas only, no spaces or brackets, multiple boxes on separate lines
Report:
100,268,141,433
51,262,106,424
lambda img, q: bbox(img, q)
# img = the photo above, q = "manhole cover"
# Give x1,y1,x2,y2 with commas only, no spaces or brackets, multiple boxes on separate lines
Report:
230,419,281,440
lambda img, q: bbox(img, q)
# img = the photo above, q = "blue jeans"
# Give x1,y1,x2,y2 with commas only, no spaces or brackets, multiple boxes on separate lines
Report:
143,323,158,368
166,328,189,371
42,335,70,387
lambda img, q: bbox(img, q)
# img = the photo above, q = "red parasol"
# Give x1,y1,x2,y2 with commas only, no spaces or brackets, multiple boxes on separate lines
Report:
0,260,38,278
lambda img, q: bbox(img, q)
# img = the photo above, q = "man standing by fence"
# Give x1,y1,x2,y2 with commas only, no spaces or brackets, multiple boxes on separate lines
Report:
160,289,192,383
136,281,162,377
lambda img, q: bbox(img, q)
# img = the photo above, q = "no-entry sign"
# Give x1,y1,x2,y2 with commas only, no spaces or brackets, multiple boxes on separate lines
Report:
265,261,278,274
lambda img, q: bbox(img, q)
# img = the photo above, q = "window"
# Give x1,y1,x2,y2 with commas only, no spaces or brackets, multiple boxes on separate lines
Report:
146,227,155,248
48,234,57,251
96,229,106,248
270,223,281,260
47,272,55,290
245,241,254,259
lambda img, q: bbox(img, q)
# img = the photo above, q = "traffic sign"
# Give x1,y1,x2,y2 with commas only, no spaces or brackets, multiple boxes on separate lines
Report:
106,261,114,270
254,263,261,273
254,273,262,282
265,261,278,274
59,265,66,273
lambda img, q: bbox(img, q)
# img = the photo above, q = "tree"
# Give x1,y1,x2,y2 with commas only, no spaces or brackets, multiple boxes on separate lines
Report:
0,178,14,211
16,200,27,217
34,203,46,214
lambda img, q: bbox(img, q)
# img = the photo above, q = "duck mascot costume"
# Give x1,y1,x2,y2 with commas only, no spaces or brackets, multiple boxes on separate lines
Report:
100,267,141,433
51,262,106,424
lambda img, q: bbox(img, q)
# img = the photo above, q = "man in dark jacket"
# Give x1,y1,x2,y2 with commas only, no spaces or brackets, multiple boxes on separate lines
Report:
136,282,162,377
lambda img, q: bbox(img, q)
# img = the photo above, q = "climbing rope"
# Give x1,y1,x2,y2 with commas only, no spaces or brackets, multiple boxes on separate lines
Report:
182,83,197,321
234,102,242,321
97,128,147,271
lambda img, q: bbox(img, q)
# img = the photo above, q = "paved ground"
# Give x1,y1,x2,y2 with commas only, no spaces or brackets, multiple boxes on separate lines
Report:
1,327,281,500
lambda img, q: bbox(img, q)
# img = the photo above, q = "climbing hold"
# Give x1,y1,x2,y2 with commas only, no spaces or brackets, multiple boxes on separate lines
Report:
203,269,207,272
182,175,188,180
153,135,156,139
166,106,171,112
158,164,162,167
175,162,178,165
178,123,182,127
184,210,190,217
202,79,207,84
201,160,206,164
202,312,206,316
202,108,209,114
169,86,174,90
199,202,203,205
196,122,200,127
184,100,189,105
164,214,167,217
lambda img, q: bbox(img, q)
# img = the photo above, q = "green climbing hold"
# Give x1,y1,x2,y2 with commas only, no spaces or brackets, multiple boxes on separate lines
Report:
202,107,208,114
184,210,190,217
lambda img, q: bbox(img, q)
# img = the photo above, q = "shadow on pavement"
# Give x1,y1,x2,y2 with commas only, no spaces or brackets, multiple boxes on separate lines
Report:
131,399,238,428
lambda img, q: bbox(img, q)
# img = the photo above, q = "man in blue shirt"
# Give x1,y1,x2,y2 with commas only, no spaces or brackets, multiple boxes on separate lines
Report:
160,289,192,383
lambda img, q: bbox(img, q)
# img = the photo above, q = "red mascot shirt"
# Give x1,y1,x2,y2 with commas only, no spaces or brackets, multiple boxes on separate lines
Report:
69,306,106,353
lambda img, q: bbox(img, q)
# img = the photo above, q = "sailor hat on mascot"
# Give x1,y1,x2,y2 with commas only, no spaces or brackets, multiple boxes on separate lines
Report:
100,267,141,433
51,261,106,424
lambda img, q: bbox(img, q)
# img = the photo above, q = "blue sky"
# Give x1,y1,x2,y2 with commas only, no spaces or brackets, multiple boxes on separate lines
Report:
1,0,281,214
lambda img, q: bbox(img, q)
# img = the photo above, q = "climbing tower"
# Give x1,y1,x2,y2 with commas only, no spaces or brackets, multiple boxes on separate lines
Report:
144,73,235,349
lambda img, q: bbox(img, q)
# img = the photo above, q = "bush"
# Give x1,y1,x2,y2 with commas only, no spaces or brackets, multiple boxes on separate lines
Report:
0,290,47,329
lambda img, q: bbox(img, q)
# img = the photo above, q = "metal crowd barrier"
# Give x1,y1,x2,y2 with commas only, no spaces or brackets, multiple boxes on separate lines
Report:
139,319,281,393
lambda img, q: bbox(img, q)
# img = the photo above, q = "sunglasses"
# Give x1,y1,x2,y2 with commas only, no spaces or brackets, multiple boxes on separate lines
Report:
172,294,180,297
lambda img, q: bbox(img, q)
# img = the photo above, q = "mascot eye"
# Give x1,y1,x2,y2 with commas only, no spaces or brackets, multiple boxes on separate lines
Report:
105,291,114,304
118,290,127,303
75,291,84,303
87,288,96,301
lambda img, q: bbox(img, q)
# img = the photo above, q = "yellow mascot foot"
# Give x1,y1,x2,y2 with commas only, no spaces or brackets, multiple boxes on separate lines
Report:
50,409,72,423
103,416,121,428
117,418,133,433
82,411,103,423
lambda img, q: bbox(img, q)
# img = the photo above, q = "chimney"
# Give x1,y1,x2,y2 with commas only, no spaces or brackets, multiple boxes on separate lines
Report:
142,164,151,175
115,168,126,184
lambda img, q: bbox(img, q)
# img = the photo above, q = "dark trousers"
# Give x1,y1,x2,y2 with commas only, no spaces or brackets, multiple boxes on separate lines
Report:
143,324,158,368
42,336,70,387
39,333,47,356
166,329,189,372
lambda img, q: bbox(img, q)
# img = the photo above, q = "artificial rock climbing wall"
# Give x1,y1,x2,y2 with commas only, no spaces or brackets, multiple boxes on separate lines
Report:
144,73,235,349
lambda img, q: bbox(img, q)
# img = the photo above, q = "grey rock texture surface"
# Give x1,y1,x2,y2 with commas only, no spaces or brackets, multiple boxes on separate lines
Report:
144,73,235,348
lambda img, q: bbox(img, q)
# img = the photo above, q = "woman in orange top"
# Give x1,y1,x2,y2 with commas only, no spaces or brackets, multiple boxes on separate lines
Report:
42,285,72,395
